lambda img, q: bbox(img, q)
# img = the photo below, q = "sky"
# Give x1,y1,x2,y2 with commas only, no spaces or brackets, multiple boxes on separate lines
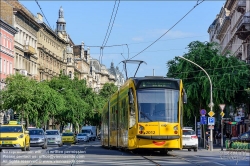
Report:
20,0,225,78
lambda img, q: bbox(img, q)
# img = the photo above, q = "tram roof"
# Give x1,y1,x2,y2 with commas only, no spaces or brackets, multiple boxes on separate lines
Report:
129,76,181,89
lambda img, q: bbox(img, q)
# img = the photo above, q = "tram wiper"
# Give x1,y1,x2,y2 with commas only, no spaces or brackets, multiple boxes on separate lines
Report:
140,111,153,122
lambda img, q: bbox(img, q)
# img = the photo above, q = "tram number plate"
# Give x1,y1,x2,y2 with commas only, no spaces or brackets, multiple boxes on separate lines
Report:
145,131,155,134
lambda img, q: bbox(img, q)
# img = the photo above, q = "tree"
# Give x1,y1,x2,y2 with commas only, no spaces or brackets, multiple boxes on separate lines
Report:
1,74,35,126
166,41,250,126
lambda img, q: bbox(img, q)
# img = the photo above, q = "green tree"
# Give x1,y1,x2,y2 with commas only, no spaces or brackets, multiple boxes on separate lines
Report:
166,41,250,126
1,74,35,126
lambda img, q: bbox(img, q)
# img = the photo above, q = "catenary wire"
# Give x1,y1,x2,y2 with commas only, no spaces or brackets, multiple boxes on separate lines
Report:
129,0,205,60
101,0,117,47
35,0,52,29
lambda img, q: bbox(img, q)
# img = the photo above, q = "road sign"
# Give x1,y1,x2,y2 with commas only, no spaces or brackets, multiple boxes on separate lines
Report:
14,114,19,120
208,125,214,130
219,104,225,111
244,119,250,124
220,112,225,117
200,109,206,115
208,117,215,125
200,116,207,125
208,111,215,117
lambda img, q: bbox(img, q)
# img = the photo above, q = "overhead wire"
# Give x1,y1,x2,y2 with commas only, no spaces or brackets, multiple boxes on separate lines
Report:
129,0,205,60
167,64,250,75
35,0,52,29
100,0,121,64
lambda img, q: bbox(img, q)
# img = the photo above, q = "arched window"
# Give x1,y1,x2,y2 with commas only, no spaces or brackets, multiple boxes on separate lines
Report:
69,71,72,78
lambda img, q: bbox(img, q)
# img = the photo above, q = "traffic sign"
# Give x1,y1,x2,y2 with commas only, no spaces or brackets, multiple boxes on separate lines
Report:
200,116,207,125
208,125,214,130
208,117,215,125
208,111,215,117
14,114,19,120
200,109,206,115
219,104,225,111
220,112,225,117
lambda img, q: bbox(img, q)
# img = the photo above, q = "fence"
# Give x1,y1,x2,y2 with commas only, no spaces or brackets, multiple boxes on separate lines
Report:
220,140,250,165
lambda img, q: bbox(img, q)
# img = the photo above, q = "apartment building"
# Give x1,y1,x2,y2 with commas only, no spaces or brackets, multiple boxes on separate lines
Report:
36,13,67,81
208,0,250,135
0,19,18,89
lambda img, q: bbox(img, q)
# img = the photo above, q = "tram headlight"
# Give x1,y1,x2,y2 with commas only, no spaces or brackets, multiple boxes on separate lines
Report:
173,126,178,134
139,126,145,131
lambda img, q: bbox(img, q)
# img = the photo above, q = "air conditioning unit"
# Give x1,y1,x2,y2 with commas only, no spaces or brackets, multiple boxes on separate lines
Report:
20,70,27,76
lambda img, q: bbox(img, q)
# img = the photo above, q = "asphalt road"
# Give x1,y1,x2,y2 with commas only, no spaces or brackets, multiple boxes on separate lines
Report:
0,141,249,166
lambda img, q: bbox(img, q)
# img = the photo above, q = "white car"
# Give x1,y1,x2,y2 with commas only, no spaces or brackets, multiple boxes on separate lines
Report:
182,127,198,152
76,133,89,143
45,130,62,147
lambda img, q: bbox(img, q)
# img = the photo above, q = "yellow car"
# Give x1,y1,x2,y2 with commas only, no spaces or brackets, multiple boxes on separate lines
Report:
62,132,76,145
0,121,30,152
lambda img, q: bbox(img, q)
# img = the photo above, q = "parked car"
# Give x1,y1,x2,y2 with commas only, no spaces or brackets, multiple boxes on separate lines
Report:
28,128,47,149
62,132,76,145
45,130,62,147
76,133,89,143
182,127,198,152
230,131,250,143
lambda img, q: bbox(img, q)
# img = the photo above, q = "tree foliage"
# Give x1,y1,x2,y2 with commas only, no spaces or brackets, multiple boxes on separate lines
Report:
166,41,250,126
0,73,117,131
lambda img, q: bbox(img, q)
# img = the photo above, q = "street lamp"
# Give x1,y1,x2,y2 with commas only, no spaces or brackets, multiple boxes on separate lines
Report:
177,56,214,151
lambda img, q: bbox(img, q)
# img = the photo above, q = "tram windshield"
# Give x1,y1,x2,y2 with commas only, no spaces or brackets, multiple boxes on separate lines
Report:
137,89,179,122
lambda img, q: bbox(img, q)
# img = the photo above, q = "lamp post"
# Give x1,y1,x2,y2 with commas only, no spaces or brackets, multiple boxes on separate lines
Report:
178,56,214,151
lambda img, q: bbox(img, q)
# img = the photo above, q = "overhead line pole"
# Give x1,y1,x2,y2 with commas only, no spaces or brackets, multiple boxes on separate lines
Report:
178,56,214,151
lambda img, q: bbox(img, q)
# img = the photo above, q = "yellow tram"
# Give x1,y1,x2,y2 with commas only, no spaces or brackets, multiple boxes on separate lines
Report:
101,76,187,153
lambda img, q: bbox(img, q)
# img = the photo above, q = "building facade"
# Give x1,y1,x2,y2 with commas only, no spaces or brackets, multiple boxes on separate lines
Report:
208,0,250,135
0,19,17,90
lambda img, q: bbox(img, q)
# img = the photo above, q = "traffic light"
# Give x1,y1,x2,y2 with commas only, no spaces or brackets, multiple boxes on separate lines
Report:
14,114,19,120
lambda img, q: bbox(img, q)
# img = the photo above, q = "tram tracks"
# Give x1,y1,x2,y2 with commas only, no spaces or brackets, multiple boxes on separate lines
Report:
131,151,205,166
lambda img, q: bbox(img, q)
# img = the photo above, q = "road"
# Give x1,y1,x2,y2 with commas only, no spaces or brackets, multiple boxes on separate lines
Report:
0,141,249,166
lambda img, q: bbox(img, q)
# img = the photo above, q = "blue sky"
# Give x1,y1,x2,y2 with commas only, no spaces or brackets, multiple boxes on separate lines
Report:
20,0,225,78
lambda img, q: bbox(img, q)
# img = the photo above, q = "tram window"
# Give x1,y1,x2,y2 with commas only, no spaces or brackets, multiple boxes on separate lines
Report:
129,89,134,104
129,89,136,128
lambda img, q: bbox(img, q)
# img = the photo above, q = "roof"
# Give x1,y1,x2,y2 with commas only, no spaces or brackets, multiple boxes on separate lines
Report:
131,76,180,89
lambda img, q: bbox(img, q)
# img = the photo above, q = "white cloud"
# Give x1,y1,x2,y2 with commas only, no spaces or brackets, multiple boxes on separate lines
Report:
145,29,195,39
132,37,144,41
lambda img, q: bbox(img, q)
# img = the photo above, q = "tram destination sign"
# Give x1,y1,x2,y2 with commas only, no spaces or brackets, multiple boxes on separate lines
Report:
138,80,179,89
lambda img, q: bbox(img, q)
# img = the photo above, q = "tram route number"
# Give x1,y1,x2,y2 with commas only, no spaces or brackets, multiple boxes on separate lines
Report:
144,131,155,134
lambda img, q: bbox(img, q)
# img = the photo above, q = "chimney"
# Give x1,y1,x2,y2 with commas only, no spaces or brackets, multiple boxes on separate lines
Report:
37,13,43,23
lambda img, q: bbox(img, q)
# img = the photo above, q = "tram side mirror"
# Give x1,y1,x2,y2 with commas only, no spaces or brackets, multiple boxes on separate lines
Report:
129,89,134,104
183,92,187,104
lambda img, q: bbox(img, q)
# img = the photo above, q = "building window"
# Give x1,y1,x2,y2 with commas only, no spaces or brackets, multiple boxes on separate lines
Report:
69,71,72,78
3,60,6,74
10,63,12,75
6,61,8,74
0,58,2,73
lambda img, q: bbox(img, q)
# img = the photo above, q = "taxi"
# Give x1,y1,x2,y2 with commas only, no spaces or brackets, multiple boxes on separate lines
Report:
0,121,30,152
62,132,76,145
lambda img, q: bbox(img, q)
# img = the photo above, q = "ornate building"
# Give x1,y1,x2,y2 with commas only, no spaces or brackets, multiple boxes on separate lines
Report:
1,0,125,90
36,12,67,81
208,0,250,135
0,19,17,90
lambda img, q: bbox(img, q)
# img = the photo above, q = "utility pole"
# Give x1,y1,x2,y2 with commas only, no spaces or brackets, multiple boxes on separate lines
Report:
178,56,214,151
153,69,155,76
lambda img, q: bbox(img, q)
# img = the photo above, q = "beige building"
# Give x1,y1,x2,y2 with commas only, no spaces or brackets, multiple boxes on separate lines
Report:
208,0,250,134
1,0,124,91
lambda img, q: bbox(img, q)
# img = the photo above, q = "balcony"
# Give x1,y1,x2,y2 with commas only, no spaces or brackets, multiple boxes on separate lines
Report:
236,0,246,14
236,12,250,40
234,45,243,59
24,40,36,55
